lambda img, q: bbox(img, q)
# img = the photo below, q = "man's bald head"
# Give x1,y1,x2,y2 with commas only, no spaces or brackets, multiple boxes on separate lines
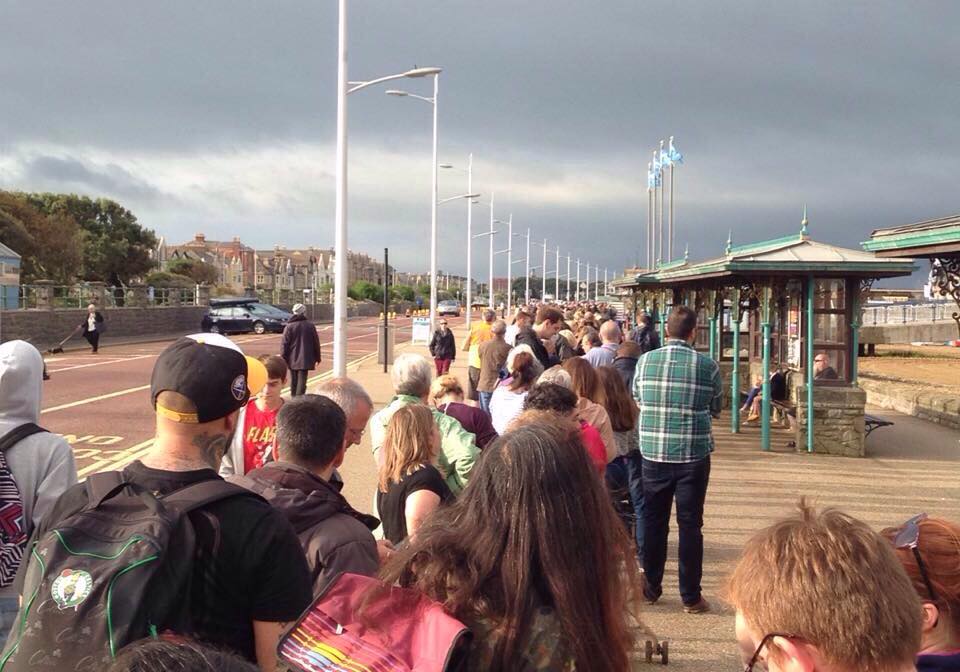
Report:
599,320,622,345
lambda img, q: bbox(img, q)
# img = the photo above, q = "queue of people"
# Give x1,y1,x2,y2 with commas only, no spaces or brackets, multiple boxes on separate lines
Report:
0,304,957,672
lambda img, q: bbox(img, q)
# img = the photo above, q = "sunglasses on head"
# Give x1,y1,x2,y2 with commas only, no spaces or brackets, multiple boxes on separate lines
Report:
744,632,801,671
895,513,938,603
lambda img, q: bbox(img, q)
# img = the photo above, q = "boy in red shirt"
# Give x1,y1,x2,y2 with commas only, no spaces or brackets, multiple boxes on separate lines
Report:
219,354,288,476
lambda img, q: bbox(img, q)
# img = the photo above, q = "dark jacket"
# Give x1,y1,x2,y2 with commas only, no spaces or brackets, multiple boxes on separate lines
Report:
630,324,660,354
613,355,639,392
917,651,960,672
281,314,322,370
515,326,558,370
231,461,380,595
79,312,105,335
429,328,456,360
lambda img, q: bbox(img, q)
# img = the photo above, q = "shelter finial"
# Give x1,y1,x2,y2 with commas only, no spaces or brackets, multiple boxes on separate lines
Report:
801,205,809,236
684,243,689,262
725,230,733,255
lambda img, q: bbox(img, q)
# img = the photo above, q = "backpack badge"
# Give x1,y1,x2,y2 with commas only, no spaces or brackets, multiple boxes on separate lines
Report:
51,569,93,610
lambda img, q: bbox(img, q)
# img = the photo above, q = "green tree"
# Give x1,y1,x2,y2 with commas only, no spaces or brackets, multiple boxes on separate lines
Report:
167,258,219,285
145,271,196,287
348,280,384,303
21,193,158,284
0,191,84,283
390,284,415,302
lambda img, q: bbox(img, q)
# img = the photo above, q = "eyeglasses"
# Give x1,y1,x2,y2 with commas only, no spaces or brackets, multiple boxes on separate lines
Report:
895,513,938,603
744,632,801,671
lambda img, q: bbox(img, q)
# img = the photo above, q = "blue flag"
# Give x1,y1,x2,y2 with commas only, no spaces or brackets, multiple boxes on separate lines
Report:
647,162,656,190
668,136,684,164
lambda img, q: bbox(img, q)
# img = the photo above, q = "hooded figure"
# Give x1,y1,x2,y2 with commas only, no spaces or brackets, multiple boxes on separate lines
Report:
281,304,322,397
0,341,77,637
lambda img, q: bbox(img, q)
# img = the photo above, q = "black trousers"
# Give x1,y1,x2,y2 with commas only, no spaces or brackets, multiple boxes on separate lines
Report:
84,331,100,353
641,455,711,606
290,370,308,396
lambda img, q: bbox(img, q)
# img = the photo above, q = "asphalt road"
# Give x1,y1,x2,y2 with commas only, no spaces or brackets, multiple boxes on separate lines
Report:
39,315,462,478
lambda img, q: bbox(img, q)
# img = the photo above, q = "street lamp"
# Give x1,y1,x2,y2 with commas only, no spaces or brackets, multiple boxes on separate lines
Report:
493,214,517,316
386,72,442,333
440,157,475,327
332,0,442,375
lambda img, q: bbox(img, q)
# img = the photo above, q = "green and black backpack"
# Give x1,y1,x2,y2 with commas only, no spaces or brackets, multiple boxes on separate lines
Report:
0,471,254,671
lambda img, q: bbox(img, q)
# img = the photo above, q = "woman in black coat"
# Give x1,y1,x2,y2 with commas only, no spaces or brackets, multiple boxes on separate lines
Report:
428,319,456,376
79,304,105,354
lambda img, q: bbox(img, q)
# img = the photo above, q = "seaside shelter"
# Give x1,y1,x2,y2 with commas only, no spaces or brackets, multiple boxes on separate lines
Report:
614,213,915,456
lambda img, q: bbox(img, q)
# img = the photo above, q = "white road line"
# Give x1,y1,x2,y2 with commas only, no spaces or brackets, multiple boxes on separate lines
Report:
48,354,157,374
41,385,152,414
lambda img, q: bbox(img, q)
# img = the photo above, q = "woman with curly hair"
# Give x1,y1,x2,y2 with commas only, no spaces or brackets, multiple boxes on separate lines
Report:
380,420,644,671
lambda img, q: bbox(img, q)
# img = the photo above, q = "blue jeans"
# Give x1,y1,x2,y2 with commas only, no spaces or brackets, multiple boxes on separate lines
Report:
605,452,644,559
478,391,493,414
642,455,711,606
742,385,761,410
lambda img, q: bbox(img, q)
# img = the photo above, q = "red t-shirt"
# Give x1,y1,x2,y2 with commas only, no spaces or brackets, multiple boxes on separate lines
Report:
242,399,282,474
579,420,608,474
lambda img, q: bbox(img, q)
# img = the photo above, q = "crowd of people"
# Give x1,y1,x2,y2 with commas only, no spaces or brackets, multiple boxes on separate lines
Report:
0,300,956,671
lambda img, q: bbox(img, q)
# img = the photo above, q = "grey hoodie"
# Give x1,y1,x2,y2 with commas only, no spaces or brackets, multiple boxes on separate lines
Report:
0,341,77,599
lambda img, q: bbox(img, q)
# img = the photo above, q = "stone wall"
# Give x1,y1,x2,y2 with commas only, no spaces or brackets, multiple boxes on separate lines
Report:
860,321,958,345
858,374,960,431
794,384,866,457
0,307,209,349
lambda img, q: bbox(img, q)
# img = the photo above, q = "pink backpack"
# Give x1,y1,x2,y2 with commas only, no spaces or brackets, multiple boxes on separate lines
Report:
278,572,472,672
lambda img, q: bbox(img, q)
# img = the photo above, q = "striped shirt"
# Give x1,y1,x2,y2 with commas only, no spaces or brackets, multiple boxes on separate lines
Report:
632,339,723,463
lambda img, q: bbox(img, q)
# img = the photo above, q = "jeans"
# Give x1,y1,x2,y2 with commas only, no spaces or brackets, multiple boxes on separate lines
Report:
642,455,711,606
434,358,452,376
605,452,644,559
290,370,308,397
478,391,493,414
742,385,761,410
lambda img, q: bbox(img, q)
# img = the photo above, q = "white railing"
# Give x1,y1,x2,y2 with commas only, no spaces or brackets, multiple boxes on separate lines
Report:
862,301,954,326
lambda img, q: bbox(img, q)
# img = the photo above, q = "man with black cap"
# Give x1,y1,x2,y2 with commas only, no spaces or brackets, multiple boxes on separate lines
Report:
20,334,312,669
282,303,321,397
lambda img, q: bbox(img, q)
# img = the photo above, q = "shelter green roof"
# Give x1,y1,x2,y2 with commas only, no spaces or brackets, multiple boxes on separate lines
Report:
862,214,960,257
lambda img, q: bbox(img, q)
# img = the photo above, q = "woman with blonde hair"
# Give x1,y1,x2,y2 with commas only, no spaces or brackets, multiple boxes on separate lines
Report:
377,404,452,544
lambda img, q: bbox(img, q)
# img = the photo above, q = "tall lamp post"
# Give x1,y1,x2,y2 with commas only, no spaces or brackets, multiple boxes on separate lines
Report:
554,247,561,301
524,228,531,304
440,156,475,327
332,0,440,375
566,255,571,301
576,259,581,302
386,74,442,333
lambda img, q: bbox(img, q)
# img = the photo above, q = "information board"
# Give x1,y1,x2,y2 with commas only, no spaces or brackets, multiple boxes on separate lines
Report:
411,317,431,344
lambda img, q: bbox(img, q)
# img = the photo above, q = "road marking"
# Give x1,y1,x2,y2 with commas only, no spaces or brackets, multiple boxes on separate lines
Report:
77,438,155,478
48,354,156,373
42,385,151,415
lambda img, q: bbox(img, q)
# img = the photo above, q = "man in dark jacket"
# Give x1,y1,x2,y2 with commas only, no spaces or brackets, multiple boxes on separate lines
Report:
428,319,456,376
515,306,564,370
281,303,322,396
629,312,660,354
231,394,381,595
613,341,642,392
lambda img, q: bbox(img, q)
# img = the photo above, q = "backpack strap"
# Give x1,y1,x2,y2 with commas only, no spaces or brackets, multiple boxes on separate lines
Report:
0,423,47,454
161,479,260,514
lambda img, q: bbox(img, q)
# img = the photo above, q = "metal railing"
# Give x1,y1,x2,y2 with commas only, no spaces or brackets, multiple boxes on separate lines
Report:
7,285,200,310
862,300,953,326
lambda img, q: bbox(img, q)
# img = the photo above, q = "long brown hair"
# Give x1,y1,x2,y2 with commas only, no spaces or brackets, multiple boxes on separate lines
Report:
562,357,604,406
378,404,436,492
596,366,638,432
508,351,538,391
380,420,642,672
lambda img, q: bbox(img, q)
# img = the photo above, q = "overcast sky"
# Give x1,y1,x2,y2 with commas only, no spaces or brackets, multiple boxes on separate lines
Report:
1,1,957,284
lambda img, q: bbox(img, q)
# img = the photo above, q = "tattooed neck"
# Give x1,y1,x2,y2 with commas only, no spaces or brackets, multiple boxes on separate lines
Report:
191,432,229,469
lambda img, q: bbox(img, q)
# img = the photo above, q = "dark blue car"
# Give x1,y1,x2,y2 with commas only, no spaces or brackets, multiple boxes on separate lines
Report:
201,300,292,335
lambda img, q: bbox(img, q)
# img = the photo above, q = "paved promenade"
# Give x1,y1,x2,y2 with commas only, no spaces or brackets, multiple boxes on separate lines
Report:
335,321,960,670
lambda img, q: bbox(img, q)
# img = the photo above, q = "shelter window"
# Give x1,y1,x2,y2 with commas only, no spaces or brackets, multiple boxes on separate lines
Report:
810,278,849,382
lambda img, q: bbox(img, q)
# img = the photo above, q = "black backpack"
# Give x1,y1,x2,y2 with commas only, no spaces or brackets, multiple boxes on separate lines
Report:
0,471,256,671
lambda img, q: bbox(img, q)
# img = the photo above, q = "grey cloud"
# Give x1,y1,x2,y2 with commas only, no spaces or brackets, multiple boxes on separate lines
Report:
21,155,164,203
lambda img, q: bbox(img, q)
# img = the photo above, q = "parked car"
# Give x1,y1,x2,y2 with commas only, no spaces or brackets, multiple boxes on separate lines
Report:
201,300,292,335
437,300,462,317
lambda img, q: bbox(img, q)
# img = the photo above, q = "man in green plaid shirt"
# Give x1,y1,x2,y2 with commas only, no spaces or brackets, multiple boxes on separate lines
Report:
632,306,722,614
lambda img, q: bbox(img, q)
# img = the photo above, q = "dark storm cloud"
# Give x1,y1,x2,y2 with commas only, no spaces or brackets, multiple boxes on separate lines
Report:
22,155,163,202
1,0,957,281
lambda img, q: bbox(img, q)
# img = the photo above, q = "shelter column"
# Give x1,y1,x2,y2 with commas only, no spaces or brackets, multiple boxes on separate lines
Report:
805,274,815,453
707,288,718,361
658,289,667,342
760,284,772,451
731,287,741,433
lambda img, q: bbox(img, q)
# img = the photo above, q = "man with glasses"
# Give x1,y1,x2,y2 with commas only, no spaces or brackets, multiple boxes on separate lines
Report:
316,377,374,454
813,352,838,381
729,499,922,672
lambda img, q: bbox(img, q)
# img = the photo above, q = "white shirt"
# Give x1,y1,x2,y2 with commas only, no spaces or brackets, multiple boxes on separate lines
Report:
504,324,520,347
489,385,529,434
87,314,97,332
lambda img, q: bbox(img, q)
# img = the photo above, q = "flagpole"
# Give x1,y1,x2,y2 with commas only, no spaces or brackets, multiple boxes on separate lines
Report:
669,162,675,261
657,171,664,266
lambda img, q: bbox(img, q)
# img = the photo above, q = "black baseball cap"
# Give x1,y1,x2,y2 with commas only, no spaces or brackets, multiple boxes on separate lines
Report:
151,333,267,423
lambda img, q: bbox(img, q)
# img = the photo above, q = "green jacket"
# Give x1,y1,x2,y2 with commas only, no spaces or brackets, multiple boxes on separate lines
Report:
370,394,479,495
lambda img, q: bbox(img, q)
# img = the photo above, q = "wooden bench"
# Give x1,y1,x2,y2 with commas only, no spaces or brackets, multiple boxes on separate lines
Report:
771,399,796,426
864,414,894,437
